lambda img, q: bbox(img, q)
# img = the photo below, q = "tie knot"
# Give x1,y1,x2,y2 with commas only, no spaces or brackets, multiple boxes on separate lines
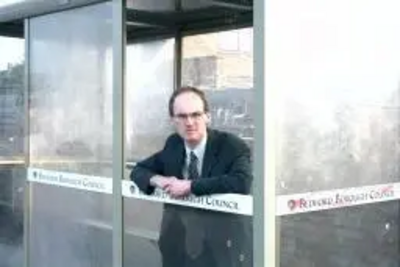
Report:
190,151,198,162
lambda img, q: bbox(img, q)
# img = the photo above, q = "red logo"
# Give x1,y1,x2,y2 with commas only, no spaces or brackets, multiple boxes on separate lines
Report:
287,199,297,210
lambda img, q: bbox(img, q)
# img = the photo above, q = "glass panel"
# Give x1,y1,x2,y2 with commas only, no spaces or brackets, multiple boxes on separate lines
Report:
124,38,174,267
124,28,253,267
182,28,254,151
181,28,254,267
29,3,113,267
0,36,24,267
272,1,400,266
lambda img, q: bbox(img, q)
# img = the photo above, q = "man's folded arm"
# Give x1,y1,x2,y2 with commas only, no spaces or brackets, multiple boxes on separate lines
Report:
130,151,164,195
191,144,252,196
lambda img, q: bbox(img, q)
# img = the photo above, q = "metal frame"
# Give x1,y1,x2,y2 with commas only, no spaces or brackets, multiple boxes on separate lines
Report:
174,33,183,91
23,18,31,267
17,1,264,267
126,7,252,43
112,1,126,267
210,0,252,10
0,21,23,38
0,0,108,23
253,0,276,266
173,0,183,91
0,1,253,41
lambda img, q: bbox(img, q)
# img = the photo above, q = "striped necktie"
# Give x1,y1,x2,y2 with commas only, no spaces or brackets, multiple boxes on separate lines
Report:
188,151,199,180
184,151,204,258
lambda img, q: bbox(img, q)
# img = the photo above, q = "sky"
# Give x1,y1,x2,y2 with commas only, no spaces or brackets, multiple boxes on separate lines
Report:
0,37,24,71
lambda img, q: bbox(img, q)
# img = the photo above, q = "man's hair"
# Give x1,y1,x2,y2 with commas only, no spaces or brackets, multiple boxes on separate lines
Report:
168,86,209,117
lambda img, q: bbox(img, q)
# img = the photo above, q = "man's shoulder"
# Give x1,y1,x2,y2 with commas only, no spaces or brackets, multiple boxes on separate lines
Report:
209,129,248,148
164,132,183,146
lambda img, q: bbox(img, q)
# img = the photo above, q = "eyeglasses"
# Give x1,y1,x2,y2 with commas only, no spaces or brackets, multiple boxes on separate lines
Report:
174,111,204,121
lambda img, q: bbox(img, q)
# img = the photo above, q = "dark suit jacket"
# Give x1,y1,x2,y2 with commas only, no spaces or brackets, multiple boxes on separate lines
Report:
130,128,253,266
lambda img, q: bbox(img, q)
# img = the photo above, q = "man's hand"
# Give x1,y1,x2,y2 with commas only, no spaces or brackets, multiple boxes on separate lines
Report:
150,175,175,189
165,179,192,198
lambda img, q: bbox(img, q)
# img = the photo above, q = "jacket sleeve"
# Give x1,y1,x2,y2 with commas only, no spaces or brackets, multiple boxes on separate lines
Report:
191,137,252,196
130,150,164,195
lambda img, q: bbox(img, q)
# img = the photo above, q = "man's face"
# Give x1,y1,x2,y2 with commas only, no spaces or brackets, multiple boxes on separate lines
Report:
172,92,209,146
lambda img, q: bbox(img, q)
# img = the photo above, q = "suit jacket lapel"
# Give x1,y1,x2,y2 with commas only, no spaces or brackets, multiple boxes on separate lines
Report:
169,136,186,179
201,129,219,177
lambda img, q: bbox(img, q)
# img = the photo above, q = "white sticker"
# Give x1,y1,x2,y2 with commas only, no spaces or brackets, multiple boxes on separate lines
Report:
28,167,253,216
277,183,397,216
28,168,398,216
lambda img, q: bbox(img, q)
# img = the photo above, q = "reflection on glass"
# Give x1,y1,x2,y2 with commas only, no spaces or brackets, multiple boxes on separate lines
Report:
30,4,112,176
125,39,174,162
0,36,24,267
29,3,113,267
272,1,400,266
275,2,400,195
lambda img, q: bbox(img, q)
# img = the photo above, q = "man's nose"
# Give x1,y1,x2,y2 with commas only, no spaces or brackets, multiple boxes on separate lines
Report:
185,116,195,125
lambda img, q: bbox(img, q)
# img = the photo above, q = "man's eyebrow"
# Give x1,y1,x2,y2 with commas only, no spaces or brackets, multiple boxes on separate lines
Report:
176,111,203,114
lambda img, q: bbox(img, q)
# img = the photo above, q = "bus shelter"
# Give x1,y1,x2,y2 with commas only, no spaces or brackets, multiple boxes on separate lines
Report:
1,1,400,267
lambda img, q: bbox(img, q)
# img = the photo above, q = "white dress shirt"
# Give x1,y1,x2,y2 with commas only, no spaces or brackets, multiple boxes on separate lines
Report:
183,134,207,179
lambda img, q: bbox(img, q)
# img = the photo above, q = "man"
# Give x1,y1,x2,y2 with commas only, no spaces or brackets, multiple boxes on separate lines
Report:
131,86,252,267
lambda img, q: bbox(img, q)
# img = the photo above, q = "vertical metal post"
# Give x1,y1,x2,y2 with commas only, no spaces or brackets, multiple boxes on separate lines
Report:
174,0,182,91
112,0,126,267
174,33,182,90
23,18,31,267
253,0,277,266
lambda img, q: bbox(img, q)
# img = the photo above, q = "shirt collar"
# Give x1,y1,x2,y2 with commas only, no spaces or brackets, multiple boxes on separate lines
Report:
184,133,207,160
